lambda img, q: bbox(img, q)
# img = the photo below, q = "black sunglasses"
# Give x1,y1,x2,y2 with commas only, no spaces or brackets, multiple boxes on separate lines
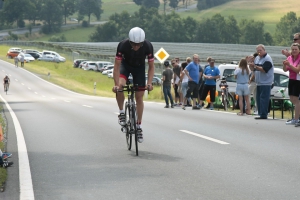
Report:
293,38,299,41
130,41,143,47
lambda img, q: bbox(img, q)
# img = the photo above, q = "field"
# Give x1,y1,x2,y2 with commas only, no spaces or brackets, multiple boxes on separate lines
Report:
32,0,300,42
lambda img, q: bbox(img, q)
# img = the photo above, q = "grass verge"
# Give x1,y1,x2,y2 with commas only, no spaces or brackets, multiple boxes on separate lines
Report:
0,105,7,191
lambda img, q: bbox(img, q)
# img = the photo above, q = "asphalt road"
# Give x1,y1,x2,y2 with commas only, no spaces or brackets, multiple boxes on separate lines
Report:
0,59,300,200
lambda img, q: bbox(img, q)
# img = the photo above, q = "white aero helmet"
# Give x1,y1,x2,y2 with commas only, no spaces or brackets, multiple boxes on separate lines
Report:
129,27,145,43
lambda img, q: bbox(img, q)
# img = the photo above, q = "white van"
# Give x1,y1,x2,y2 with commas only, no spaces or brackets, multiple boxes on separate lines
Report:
41,50,66,62
216,64,289,97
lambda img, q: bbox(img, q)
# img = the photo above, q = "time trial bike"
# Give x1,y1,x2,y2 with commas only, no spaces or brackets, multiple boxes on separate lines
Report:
118,81,149,156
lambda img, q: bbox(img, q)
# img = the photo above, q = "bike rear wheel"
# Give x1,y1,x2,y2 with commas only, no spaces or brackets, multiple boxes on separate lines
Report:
221,90,228,111
124,103,132,150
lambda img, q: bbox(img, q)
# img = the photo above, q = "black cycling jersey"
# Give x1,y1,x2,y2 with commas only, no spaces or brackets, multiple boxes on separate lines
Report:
115,39,154,68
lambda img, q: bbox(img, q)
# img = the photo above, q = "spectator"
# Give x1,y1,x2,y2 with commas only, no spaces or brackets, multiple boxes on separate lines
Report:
180,62,188,109
199,58,220,110
283,43,300,125
183,54,201,110
19,54,25,67
249,44,274,119
172,59,181,106
14,56,19,67
162,61,174,108
247,53,259,114
234,58,251,115
199,57,211,107
282,33,300,57
197,57,203,106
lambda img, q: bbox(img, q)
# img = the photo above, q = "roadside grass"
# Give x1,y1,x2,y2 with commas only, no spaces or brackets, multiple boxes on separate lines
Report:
0,105,7,189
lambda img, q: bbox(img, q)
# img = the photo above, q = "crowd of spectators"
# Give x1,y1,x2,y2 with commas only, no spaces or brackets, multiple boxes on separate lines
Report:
160,32,300,126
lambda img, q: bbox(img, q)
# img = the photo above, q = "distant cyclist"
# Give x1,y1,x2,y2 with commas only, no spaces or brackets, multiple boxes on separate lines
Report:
3,74,10,91
112,27,154,143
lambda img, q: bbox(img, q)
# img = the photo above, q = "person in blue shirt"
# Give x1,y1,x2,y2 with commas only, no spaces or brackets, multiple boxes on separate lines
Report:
183,54,202,110
199,58,220,110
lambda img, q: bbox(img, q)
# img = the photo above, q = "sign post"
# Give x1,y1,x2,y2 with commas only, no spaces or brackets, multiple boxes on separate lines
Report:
154,48,170,99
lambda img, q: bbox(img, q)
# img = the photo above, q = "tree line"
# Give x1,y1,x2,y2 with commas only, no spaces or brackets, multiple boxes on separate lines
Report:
0,0,102,34
89,6,300,46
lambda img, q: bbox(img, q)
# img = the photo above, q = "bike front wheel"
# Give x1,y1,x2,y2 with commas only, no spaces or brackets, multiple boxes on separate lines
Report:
227,92,235,110
124,103,132,150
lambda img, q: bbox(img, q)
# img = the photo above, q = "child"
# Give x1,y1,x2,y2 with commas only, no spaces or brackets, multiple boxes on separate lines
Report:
234,58,251,115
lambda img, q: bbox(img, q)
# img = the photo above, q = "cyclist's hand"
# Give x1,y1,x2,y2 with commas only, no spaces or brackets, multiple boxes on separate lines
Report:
112,86,119,93
147,84,153,91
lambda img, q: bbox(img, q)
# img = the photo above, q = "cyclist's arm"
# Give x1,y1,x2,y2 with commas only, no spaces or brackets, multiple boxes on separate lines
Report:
147,61,154,86
113,59,121,86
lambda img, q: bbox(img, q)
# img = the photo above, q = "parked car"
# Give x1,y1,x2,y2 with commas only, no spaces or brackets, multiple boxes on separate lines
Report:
73,59,88,68
101,65,114,73
82,61,97,71
41,50,66,62
6,47,22,58
22,49,39,54
107,69,114,78
216,63,289,97
79,61,89,68
100,65,114,72
17,53,35,62
98,63,114,72
102,68,114,75
27,52,40,59
37,55,63,63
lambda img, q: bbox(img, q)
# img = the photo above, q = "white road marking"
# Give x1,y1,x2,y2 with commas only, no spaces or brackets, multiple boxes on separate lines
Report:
15,79,18,81
21,83,25,85
51,98,56,100
42,95,46,98
34,92,38,94
64,100,70,103
83,105,92,108
180,130,230,145
28,87,31,90
0,95,34,199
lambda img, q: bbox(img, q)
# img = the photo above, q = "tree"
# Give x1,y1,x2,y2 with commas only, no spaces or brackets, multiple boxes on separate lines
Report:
77,0,103,25
0,0,32,26
182,16,197,42
195,18,221,43
133,0,143,5
143,0,160,8
24,0,43,26
169,0,179,9
239,19,265,45
163,0,168,15
274,12,298,46
61,0,76,25
40,0,63,33
89,21,117,42
223,15,240,44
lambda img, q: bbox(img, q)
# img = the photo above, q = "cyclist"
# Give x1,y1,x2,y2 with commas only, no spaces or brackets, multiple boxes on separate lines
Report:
112,27,154,143
3,74,10,91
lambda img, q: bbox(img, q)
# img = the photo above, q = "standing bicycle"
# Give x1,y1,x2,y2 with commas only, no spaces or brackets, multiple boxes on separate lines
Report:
219,74,235,111
3,75,10,95
112,27,154,145
118,82,149,156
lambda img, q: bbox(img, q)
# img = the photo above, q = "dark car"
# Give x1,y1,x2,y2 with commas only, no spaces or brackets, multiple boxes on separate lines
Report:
27,52,40,59
73,59,88,68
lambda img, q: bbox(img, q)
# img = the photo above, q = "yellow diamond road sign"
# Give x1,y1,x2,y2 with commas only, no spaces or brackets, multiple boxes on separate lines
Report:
154,47,170,63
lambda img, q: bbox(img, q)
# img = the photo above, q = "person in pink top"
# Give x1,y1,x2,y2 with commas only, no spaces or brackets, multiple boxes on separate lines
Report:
283,43,300,125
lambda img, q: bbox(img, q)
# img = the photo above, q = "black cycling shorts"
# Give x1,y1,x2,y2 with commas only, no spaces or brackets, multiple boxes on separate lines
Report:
120,61,146,87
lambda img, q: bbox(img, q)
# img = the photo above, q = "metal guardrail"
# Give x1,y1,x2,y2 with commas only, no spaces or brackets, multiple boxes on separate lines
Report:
1,41,288,66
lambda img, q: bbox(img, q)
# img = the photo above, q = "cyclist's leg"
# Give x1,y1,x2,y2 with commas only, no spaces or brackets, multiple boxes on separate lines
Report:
135,91,144,123
116,77,126,110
